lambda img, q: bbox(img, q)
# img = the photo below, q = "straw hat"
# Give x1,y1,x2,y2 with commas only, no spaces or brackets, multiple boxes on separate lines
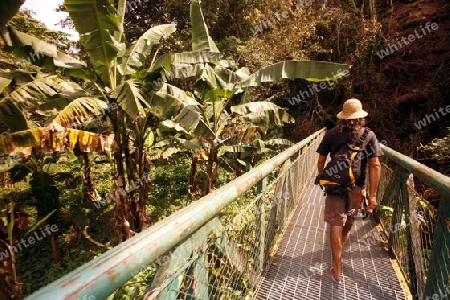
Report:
336,98,368,119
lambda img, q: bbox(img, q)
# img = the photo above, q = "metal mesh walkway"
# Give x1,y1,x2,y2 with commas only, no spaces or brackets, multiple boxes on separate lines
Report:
254,180,408,300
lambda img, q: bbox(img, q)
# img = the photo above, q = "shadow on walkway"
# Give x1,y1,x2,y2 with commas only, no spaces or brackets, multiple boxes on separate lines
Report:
254,180,407,300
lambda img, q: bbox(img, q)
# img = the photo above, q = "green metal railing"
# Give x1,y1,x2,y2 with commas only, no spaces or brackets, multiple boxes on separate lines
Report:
24,128,450,300
376,145,450,300
25,129,325,300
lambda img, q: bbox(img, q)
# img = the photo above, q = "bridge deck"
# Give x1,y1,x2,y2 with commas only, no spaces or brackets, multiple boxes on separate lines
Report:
254,180,408,300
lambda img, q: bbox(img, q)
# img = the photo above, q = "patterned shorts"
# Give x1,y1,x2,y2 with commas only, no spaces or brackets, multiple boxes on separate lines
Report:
323,186,363,226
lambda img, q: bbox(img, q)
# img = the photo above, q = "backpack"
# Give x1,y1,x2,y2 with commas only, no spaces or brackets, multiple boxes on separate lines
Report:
315,127,372,196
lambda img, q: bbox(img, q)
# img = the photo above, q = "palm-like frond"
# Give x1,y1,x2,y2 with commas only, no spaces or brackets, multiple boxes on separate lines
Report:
64,0,122,86
236,60,350,88
53,97,110,128
111,79,146,117
148,84,214,140
0,122,116,157
5,27,86,70
0,74,86,132
120,24,176,75
190,0,219,53
231,102,295,127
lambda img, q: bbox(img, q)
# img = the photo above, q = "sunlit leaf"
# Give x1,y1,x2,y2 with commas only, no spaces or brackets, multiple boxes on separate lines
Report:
112,79,146,117
236,60,350,88
190,0,219,53
65,0,121,85
120,24,176,75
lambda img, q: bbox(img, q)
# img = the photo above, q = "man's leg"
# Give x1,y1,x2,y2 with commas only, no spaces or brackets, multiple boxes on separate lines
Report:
342,220,352,243
330,225,344,281
342,187,360,243
324,193,349,281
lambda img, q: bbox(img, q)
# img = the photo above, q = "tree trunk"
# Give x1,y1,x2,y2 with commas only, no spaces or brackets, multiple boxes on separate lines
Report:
2,172,7,188
206,145,219,194
122,123,138,233
369,0,377,21
189,155,198,195
112,109,131,243
135,145,150,232
236,152,242,177
0,240,21,300
206,148,214,194
81,152,100,203
50,232,60,264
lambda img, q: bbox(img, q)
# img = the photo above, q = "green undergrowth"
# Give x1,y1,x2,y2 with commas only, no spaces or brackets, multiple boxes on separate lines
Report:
1,153,261,297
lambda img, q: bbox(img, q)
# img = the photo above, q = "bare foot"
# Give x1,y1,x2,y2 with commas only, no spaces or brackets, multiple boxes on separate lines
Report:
330,267,343,283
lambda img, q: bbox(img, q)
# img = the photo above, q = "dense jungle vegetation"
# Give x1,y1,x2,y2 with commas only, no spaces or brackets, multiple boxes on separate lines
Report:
0,0,448,298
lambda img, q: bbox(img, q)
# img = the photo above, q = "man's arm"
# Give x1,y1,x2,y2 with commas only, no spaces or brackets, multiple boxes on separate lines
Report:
368,156,381,209
317,155,327,174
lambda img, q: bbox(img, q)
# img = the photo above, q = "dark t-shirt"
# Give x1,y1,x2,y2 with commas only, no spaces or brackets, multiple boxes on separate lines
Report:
316,126,384,186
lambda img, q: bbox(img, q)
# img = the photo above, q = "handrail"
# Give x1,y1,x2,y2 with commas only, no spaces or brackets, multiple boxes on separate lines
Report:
25,128,326,300
380,145,450,196
378,144,450,300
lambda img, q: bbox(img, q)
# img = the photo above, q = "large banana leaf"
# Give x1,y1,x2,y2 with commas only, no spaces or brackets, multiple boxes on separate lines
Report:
0,69,35,92
148,84,214,140
236,60,350,88
214,65,248,86
64,0,122,85
231,102,295,127
231,102,285,115
1,73,85,106
53,97,110,128
0,123,116,157
148,51,221,74
220,145,257,154
190,0,219,53
151,59,243,97
0,77,12,94
111,79,146,117
120,24,176,75
264,139,294,147
4,28,87,70
0,74,86,131
238,109,294,127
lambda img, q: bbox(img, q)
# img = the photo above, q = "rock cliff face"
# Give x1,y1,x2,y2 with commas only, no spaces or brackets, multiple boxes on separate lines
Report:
377,0,450,154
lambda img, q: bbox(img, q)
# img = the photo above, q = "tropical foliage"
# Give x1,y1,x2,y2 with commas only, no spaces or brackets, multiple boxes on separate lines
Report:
0,0,354,298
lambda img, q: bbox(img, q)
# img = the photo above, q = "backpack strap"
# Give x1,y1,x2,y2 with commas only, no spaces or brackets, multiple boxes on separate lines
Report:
355,127,371,148
348,127,371,151
348,127,371,187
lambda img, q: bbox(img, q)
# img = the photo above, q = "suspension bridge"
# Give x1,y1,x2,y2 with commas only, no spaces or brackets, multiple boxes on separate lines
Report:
25,129,450,300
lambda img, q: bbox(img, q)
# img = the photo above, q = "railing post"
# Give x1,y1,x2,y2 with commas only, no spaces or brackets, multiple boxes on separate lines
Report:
398,171,421,300
387,167,403,257
380,165,402,208
377,156,389,200
256,178,267,273
278,161,291,230
406,174,425,300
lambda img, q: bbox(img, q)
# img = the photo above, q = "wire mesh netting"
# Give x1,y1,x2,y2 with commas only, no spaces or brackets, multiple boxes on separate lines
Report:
104,133,324,300
375,156,449,300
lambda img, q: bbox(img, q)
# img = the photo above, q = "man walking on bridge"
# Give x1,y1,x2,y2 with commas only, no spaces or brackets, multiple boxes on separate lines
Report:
316,98,383,283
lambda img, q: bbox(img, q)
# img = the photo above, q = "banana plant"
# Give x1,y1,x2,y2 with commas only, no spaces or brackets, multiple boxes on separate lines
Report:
141,0,351,194
0,199,27,300
60,0,180,239
1,0,177,240
0,0,111,205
